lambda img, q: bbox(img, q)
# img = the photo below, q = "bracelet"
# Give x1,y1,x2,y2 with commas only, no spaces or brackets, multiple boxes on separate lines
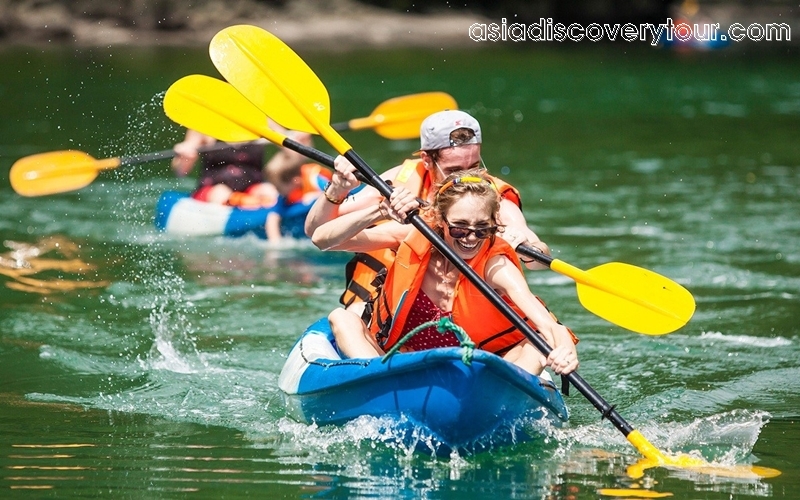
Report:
323,182,345,205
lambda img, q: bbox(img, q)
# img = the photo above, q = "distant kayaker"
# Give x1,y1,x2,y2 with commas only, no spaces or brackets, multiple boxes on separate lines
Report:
312,168,579,376
263,149,332,241
171,128,328,240
171,129,279,208
304,110,550,320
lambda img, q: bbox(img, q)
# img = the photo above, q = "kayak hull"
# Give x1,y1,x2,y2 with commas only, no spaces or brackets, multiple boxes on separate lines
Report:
278,318,569,453
154,191,309,239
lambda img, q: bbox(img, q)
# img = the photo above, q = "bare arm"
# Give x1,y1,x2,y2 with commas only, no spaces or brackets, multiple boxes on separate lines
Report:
498,199,551,271
304,183,380,237
172,130,215,176
312,185,420,252
485,255,578,374
265,212,282,241
311,204,410,252
304,156,403,237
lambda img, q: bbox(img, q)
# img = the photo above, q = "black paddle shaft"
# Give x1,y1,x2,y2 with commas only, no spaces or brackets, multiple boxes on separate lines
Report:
280,138,367,184
119,148,179,167
117,140,369,184
517,244,554,267
117,142,252,167
343,149,635,437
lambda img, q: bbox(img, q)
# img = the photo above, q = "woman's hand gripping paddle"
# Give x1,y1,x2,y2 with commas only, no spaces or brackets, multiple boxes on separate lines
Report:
207,24,780,480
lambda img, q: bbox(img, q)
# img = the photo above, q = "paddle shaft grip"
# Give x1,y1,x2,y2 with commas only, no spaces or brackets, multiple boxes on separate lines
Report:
343,149,635,437
516,244,554,266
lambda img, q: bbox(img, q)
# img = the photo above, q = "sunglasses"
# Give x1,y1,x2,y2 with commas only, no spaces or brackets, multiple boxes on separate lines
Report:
443,216,499,239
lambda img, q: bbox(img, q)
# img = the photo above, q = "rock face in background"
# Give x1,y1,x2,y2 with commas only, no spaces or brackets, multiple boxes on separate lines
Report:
0,0,485,48
0,0,797,48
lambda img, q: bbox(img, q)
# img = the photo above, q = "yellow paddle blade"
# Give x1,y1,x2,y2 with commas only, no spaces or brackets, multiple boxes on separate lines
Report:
210,25,329,136
626,430,781,480
551,260,695,335
348,92,459,139
10,151,120,197
163,75,266,143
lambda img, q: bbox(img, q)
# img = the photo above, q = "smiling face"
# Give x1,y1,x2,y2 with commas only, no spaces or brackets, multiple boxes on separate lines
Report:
429,168,501,259
440,193,496,260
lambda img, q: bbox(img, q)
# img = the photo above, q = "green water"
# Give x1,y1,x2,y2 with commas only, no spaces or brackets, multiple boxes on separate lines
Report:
1,43,799,498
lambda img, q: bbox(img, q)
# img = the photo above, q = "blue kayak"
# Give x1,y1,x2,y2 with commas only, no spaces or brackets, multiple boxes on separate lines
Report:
154,191,310,239
278,318,569,453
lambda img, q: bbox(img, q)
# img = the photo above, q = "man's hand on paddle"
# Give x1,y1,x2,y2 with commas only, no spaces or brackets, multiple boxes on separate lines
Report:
384,186,419,222
330,155,362,200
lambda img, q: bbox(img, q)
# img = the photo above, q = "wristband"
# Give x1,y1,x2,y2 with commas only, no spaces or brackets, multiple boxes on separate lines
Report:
323,182,345,205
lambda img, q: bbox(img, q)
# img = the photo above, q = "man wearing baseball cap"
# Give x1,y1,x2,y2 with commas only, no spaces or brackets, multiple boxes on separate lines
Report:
305,109,550,317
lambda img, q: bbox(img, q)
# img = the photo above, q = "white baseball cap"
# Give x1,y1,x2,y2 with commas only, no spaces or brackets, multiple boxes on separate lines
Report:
418,110,482,152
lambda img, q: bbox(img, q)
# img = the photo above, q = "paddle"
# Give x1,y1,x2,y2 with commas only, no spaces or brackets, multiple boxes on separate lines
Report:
10,90,449,198
164,75,692,336
516,246,695,335
163,74,365,184
208,24,780,479
9,143,251,198
11,149,170,197
331,92,458,139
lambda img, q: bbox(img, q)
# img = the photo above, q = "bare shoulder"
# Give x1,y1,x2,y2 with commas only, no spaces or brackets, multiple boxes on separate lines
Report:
484,253,525,287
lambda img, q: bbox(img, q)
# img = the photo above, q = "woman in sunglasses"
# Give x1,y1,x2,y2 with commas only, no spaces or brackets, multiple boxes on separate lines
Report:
312,169,579,376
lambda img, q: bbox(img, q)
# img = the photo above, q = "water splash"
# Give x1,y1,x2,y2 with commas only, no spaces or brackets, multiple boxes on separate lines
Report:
557,409,770,466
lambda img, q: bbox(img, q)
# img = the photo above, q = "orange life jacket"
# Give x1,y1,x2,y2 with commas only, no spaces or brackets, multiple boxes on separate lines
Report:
340,159,522,310
369,230,533,354
285,163,332,205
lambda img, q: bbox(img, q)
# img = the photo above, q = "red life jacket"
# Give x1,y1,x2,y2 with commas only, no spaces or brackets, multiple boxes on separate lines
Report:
284,163,332,205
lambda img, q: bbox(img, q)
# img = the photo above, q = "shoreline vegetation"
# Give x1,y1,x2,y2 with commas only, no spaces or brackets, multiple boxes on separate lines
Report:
1,0,797,51
0,0,488,50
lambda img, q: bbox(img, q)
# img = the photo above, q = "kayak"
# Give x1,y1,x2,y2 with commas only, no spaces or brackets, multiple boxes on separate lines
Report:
154,191,310,239
278,318,569,454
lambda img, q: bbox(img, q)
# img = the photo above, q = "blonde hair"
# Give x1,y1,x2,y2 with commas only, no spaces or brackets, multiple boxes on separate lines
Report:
424,168,501,235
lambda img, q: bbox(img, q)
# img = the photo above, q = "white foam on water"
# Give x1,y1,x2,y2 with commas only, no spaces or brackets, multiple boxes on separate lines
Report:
700,331,793,347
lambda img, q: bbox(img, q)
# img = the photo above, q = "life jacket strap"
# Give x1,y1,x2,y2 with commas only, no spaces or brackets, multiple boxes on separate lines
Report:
339,252,388,305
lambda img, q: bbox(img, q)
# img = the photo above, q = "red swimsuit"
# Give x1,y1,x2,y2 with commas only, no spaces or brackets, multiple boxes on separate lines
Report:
400,291,460,351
